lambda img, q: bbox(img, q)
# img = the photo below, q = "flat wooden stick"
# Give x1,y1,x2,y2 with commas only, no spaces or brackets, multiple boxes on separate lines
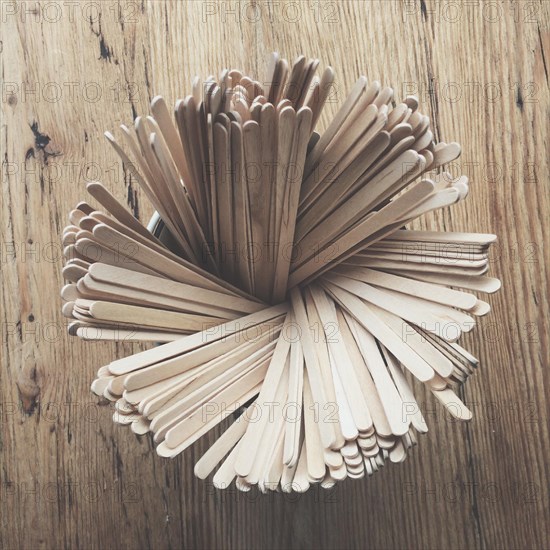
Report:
381,346,428,433
385,230,497,245
335,266,478,310
245,362,289,484
107,302,288,376
308,285,372,432
91,222,254,299
160,354,269,450
283,338,304,467
177,97,209,226
306,66,335,131
363,245,487,261
108,129,192,257
264,52,280,102
194,414,249,479
291,440,311,493
150,131,214,269
136,117,198,256
86,301,220,333
139,372,200,416
124,369,200,406
304,76,367,178
211,438,242,489
349,257,489,277
323,282,435,382
290,179,435,286
295,59,319,109
256,103,277,302
294,149,422,263
77,327,181,342
324,273,463,342
241,120,261,293
299,103,379,210
271,106,297,299
79,273,236,319
213,121,236,281
290,287,337,449
150,96,191,188
348,320,409,436
284,55,307,106
302,370,326,481
124,321,280,392
303,288,345,449
329,351,358,441
431,388,472,420
272,107,312,302
262,422,286,491
86,181,160,245
73,237,159,274
88,262,260,314
157,382,263,459
150,340,274,437
233,313,293,477
362,283,476,333
88,212,212,283
365,303,454,379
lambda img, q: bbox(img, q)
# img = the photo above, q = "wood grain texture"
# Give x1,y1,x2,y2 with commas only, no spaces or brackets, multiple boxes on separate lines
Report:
1,1,549,548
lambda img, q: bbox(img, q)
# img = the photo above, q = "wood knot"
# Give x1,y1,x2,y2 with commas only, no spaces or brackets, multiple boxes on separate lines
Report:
16,365,41,415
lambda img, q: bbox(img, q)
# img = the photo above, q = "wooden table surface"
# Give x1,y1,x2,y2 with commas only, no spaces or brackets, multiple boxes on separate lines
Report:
1,1,549,549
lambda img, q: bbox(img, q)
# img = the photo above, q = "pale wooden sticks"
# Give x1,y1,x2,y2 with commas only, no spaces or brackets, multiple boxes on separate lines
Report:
272,107,313,302
65,55,500,493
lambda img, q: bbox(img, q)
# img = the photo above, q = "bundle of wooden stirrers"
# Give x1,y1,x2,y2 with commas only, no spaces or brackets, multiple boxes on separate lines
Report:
61,53,500,492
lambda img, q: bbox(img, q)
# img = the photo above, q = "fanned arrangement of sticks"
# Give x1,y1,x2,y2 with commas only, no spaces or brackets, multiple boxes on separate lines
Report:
61,53,500,492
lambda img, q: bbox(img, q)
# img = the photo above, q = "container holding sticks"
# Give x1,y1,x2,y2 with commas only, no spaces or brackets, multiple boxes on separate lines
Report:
61,53,500,492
